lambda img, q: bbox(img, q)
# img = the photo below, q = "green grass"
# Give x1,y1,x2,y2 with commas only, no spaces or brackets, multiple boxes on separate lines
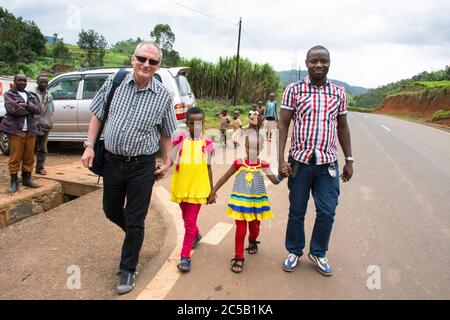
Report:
27,57,55,78
103,51,129,66
414,81,450,88
386,81,450,98
432,109,450,122
27,44,129,78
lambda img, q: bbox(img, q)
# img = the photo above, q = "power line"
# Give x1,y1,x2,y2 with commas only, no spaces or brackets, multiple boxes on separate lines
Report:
242,29,262,50
181,26,237,57
169,0,237,26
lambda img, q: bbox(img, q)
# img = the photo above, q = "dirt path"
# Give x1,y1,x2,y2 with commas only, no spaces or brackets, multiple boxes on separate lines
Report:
0,142,168,299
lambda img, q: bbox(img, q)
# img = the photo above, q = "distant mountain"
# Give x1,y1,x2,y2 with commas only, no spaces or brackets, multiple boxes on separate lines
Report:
277,70,368,96
45,36,57,45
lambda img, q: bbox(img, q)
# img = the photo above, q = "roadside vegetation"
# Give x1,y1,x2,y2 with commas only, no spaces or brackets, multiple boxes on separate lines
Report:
353,68,450,110
432,110,450,122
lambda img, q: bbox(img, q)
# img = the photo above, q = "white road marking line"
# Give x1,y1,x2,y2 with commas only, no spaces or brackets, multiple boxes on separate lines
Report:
201,222,234,245
381,125,392,132
364,115,369,119
426,126,450,136
137,187,233,300
137,186,183,300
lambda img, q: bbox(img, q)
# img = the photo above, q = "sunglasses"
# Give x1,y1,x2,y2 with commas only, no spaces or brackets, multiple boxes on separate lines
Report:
135,55,160,66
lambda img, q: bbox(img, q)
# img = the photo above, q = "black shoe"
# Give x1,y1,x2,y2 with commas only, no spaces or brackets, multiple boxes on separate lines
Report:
8,174,19,193
22,171,40,188
117,270,136,295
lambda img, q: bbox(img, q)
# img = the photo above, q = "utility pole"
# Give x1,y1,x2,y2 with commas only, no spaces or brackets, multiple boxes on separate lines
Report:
233,17,242,106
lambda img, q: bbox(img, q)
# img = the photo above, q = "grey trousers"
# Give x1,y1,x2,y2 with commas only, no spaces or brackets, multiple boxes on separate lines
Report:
35,131,49,173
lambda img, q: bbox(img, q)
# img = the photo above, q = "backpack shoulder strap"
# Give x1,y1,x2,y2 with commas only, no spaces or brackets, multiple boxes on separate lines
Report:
96,69,128,142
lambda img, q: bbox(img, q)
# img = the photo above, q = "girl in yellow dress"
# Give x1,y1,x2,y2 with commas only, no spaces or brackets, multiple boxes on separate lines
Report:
170,107,214,272
208,132,281,273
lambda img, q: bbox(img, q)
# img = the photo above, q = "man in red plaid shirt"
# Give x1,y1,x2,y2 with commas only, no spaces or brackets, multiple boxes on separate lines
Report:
278,45,353,276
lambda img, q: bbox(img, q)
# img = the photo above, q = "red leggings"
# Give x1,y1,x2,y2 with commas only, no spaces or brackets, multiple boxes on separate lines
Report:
180,202,201,258
235,219,261,259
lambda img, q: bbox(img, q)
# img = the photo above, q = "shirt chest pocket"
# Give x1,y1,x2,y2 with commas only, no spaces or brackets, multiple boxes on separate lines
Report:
325,96,340,120
295,96,312,119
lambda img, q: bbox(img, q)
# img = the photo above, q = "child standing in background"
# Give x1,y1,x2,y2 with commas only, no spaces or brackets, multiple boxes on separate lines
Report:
218,109,230,148
256,100,265,131
170,107,214,272
248,104,259,132
264,93,278,142
231,111,242,149
208,132,281,273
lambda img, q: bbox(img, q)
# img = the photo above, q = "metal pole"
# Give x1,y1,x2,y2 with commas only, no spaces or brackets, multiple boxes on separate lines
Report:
233,17,242,106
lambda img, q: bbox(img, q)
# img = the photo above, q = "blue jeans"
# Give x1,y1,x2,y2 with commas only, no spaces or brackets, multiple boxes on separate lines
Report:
285,155,340,258
103,153,155,272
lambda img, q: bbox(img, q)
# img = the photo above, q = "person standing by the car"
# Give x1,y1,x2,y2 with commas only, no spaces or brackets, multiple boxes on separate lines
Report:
81,41,178,295
0,74,41,193
264,93,278,142
278,46,353,276
32,75,54,176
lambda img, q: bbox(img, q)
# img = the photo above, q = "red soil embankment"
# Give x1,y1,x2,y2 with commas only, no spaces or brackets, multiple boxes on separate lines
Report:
377,89,450,126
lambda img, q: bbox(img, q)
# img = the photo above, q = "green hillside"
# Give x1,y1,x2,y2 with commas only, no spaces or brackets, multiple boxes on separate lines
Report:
277,70,368,96
354,68,450,109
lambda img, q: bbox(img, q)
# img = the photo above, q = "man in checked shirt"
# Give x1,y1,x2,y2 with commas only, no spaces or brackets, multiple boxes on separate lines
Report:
278,45,353,276
81,41,178,294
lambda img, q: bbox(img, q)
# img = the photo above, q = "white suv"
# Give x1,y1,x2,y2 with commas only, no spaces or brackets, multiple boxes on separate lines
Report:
0,67,196,155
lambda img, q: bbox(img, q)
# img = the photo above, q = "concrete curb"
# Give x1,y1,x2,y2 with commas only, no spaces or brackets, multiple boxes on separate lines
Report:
116,190,177,300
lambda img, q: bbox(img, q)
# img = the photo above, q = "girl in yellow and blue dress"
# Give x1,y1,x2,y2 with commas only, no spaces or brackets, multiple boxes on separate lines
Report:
170,107,214,272
208,132,281,273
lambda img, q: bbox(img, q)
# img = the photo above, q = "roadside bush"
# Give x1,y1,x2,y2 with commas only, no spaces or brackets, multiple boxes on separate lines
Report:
432,109,450,121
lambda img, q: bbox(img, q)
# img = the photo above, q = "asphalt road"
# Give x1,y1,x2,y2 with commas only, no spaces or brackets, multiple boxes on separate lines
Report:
147,112,450,300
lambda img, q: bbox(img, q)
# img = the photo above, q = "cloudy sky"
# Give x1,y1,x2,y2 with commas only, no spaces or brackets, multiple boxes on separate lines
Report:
2,0,450,88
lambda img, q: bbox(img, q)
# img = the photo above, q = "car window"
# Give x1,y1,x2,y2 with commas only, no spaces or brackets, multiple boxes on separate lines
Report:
48,76,81,100
82,75,109,100
175,75,192,96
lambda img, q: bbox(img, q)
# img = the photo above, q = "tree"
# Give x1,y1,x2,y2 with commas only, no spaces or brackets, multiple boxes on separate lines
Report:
53,40,71,62
150,24,175,50
77,29,107,67
112,37,143,55
0,7,46,65
162,48,180,67
150,24,180,67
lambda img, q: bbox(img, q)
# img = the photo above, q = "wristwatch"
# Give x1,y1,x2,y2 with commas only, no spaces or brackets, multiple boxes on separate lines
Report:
83,141,94,148
345,156,354,162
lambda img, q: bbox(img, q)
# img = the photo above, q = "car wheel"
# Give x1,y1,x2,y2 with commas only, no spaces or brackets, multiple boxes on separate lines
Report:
0,132,9,156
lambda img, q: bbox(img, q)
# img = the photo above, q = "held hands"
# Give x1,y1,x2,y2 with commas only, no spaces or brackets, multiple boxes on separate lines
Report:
155,161,172,181
207,192,217,204
278,159,292,178
18,102,27,108
340,162,353,182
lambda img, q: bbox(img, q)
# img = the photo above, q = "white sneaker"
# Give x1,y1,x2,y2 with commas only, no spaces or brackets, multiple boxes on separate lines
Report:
282,253,299,272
